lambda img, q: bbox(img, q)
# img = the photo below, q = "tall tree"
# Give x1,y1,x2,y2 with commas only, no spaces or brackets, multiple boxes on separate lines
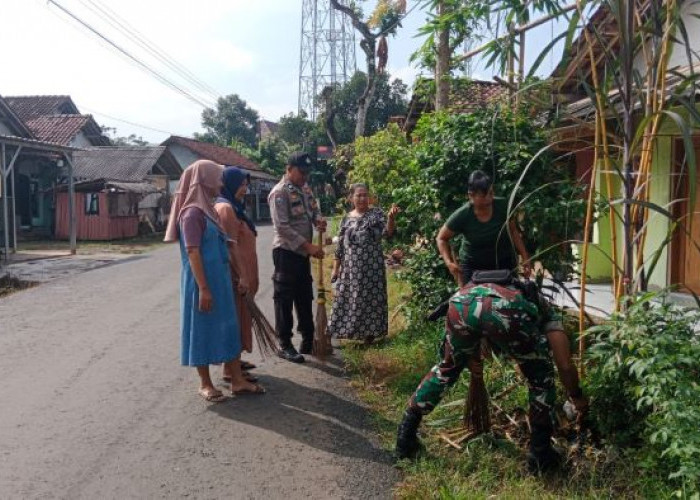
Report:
276,111,327,149
196,94,259,148
413,0,488,109
101,127,151,146
329,0,406,138
331,71,409,145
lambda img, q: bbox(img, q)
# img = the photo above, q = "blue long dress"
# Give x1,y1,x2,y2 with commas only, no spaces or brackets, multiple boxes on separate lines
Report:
179,217,241,366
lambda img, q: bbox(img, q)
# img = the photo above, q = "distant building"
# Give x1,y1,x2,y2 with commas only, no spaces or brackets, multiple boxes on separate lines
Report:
54,146,182,240
0,95,79,256
257,119,279,143
403,79,508,135
162,135,278,221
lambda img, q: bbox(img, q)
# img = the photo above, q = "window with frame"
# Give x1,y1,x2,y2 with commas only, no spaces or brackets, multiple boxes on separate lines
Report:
85,193,100,215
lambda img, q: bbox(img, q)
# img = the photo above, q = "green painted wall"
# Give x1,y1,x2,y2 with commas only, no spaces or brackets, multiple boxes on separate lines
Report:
574,162,618,283
645,136,672,290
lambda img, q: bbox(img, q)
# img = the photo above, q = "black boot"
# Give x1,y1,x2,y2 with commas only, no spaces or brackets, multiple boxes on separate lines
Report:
395,409,423,460
527,426,561,474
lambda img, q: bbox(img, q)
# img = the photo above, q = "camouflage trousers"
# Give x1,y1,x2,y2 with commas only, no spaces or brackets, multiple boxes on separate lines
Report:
409,321,556,442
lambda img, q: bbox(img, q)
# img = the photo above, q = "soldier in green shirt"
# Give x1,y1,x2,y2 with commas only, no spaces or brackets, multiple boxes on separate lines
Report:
437,170,532,286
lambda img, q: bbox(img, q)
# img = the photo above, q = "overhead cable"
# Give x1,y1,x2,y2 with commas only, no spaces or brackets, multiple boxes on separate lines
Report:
78,0,222,101
46,0,216,109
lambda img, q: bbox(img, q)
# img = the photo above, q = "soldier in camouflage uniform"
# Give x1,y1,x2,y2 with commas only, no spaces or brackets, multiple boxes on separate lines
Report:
396,280,583,472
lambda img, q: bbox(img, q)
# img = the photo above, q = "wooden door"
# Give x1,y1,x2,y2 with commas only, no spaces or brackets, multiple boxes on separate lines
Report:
684,166,700,293
671,139,700,293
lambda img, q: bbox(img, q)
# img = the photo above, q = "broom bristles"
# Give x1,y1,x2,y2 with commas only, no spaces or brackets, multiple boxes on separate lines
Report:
245,295,279,358
312,288,333,360
464,373,491,434
312,230,332,360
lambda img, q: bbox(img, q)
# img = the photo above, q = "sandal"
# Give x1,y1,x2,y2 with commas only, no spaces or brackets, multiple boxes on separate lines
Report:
223,373,259,384
232,383,266,396
241,361,257,370
198,387,226,403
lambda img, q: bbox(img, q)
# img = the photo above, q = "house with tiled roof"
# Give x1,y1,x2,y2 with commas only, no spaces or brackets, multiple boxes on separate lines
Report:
403,78,509,134
4,96,109,147
162,135,277,220
0,95,81,256
53,146,182,240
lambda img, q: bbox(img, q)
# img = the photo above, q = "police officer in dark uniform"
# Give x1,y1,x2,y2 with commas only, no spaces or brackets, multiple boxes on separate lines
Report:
268,152,327,363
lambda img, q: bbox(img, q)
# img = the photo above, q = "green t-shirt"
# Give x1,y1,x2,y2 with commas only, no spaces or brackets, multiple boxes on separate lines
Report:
445,197,517,270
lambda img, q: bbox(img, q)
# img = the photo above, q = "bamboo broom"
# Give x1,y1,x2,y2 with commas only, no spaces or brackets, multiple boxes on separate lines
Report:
244,294,279,358
463,354,491,434
312,230,333,359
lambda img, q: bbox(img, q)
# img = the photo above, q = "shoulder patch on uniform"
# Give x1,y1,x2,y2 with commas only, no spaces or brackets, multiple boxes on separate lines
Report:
274,194,285,205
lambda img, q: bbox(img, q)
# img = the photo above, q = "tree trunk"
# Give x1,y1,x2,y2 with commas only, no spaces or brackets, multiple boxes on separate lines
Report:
435,0,451,111
355,38,377,138
329,0,382,139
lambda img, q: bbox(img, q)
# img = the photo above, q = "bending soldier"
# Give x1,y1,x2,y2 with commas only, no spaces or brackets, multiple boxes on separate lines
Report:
396,278,588,473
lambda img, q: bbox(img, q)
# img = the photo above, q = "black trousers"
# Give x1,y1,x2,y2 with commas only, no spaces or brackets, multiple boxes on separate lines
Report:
272,247,315,348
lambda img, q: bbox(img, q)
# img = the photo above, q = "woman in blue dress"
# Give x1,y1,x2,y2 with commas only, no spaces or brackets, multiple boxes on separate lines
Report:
164,160,241,402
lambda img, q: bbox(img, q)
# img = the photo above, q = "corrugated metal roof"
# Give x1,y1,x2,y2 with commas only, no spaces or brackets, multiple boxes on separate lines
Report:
72,146,169,182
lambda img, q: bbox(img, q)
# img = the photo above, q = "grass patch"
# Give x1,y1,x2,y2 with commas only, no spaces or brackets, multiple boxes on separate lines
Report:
339,273,673,499
19,232,166,255
0,274,37,298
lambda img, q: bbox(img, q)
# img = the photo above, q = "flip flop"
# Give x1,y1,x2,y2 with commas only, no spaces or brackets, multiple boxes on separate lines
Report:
241,361,257,370
232,384,266,396
198,388,226,403
223,374,259,383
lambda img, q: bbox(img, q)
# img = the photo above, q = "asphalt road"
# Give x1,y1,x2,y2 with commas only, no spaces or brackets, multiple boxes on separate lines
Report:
0,225,399,499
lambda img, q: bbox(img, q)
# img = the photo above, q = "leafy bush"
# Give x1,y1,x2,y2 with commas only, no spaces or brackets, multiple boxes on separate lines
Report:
392,108,585,313
586,292,700,496
348,123,414,207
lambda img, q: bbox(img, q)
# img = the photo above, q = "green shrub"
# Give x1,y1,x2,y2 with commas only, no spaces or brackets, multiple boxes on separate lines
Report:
586,291,700,496
392,108,585,314
348,123,414,207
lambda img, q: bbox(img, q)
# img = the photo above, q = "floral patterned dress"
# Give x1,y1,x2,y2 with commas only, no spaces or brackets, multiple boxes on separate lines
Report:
328,208,389,340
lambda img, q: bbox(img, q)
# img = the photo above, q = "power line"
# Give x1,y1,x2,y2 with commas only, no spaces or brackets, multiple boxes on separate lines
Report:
75,102,185,138
76,0,222,102
46,0,216,109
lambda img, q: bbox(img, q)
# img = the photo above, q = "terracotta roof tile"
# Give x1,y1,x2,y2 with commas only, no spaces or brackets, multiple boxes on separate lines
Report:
404,79,509,133
25,115,91,145
0,95,35,138
163,135,262,171
4,95,79,122
448,80,508,113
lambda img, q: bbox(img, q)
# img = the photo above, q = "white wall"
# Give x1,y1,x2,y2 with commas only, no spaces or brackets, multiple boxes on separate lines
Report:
0,122,13,135
633,2,700,73
69,131,93,148
167,144,200,170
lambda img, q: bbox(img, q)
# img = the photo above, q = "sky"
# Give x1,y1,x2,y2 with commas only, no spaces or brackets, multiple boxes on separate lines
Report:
1,0,566,144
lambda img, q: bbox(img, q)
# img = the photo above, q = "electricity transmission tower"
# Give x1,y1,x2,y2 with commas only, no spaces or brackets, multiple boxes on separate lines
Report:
298,0,356,121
